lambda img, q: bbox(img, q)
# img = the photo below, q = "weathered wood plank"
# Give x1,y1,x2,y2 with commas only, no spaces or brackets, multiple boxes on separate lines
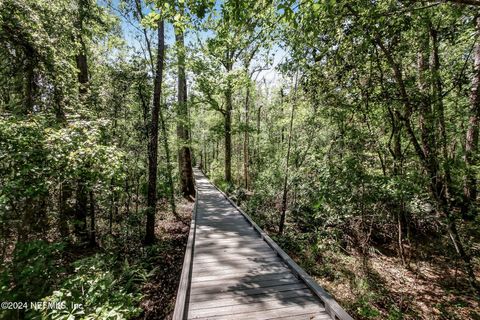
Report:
192,251,278,263
194,231,258,237
189,288,315,310
189,278,303,296
192,266,292,282
194,243,271,251
195,228,255,233
193,259,285,274
194,236,262,243
190,272,297,289
189,295,321,318
192,304,327,320
176,169,347,320
207,173,353,320
194,235,258,241
194,241,271,250
192,255,282,268
192,261,287,275
196,218,249,223
194,246,273,257
188,283,309,303
190,279,302,296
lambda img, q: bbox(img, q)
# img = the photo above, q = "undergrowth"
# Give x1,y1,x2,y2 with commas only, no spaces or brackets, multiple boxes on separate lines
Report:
0,241,158,320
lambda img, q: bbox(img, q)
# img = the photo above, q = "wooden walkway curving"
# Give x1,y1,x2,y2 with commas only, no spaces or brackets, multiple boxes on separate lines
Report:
173,168,353,320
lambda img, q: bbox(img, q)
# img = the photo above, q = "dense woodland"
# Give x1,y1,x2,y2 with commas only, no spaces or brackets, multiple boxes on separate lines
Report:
1,0,480,319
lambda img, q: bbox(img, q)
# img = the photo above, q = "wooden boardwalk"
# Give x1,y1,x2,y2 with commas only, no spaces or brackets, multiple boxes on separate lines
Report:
173,169,353,320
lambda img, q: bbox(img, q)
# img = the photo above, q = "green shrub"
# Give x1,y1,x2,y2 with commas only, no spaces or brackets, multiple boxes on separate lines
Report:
0,241,65,301
0,241,65,319
356,297,381,318
42,254,143,320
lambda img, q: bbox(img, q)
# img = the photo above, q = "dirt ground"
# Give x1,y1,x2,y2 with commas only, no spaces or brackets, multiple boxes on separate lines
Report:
314,248,480,320
137,199,193,320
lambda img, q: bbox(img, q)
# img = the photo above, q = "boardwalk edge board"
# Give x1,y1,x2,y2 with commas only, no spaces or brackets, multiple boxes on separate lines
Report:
205,171,354,320
172,185,198,320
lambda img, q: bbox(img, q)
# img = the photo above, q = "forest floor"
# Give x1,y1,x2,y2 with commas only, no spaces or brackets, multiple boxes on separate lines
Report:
0,199,193,320
234,197,480,320
283,238,480,320
137,199,193,320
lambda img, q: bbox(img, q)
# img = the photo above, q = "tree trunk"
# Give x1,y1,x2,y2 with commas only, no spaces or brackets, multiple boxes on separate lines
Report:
378,36,479,292
204,144,208,175
430,26,453,202
388,107,407,265
125,176,131,215
243,84,250,189
74,180,88,241
76,0,89,97
175,26,195,199
76,49,88,96
73,0,89,243
134,0,154,72
279,75,298,235
23,48,36,114
109,180,114,235
135,174,140,215
254,104,262,165
134,1,174,222
417,31,439,191
58,183,71,240
224,75,233,185
159,95,177,217
89,191,96,247
145,19,165,245
463,14,480,220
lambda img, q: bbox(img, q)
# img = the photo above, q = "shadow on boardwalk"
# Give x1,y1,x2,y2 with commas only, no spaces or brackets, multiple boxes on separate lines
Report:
185,169,331,319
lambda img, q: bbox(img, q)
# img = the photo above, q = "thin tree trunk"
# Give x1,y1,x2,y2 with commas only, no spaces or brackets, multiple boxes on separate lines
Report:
125,176,131,215
145,19,165,245
74,180,88,241
225,73,233,185
135,174,140,215
58,183,70,240
133,0,155,72
23,48,35,114
138,19,175,219
431,26,453,202
279,74,298,235
463,15,480,220
138,83,149,140
74,0,89,243
378,37,479,292
89,191,96,247
388,107,406,265
244,84,250,189
175,26,195,199
280,89,285,148
254,104,262,167
109,180,114,235
204,144,208,175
